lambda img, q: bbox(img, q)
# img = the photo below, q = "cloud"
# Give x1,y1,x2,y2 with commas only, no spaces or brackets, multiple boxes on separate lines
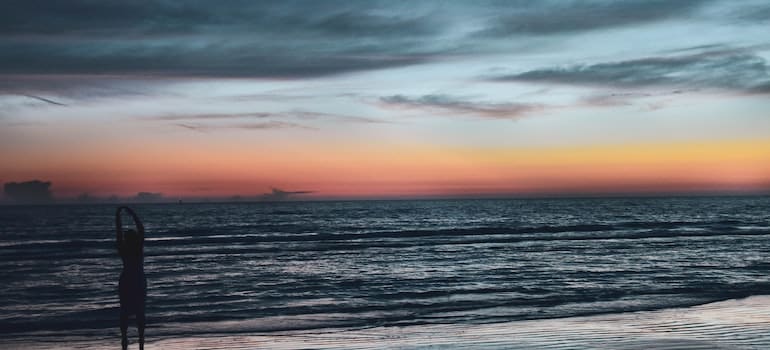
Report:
380,94,541,119
490,48,770,94
0,93,68,118
151,110,385,123
3,180,54,204
581,92,652,107
0,74,164,99
154,113,274,121
150,110,387,132
0,1,443,79
310,10,438,37
0,1,723,82
174,121,313,132
476,0,711,36
0,1,757,98
235,121,315,130
283,110,389,124
261,187,314,201
0,1,437,38
0,42,432,78
577,89,697,112
753,81,770,93
734,3,770,23
20,94,67,106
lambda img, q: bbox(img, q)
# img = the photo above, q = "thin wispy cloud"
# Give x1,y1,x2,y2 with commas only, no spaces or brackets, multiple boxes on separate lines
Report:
476,0,712,36
581,92,651,107
490,47,770,94
174,123,206,132
20,94,67,106
287,110,390,124
380,94,541,120
0,74,164,99
174,121,313,132
153,113,274,121
148,110,387,125
575,90,700,113
236,121,316,130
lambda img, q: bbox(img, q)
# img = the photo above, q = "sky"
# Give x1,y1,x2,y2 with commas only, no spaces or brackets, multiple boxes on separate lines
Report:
1,0,770,201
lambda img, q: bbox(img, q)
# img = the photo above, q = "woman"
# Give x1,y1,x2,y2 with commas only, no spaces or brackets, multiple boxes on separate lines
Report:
116,206,146,350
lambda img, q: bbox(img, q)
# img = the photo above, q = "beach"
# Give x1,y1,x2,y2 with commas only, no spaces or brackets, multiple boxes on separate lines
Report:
2,198,769,349
4,0,770,347
6,296,770,349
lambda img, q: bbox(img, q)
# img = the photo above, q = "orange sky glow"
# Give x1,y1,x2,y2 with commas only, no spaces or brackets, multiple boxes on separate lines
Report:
3,137,769,199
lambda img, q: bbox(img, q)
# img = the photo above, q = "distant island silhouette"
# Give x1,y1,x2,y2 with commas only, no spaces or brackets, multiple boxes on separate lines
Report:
3,180,53,204
1,181,317,205
260,187,315,201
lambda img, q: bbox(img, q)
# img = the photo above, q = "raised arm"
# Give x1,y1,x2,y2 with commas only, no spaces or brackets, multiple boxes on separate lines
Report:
123,207,145,245
115,206,124,247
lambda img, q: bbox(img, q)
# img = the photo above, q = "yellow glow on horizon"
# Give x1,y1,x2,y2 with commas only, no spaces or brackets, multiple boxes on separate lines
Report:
2,138,769,198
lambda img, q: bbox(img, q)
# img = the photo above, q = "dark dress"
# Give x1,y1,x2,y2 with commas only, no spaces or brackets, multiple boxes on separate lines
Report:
119,243,146,317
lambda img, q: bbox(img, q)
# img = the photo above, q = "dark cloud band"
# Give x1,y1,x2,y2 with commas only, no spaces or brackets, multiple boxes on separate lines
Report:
0,0,733,81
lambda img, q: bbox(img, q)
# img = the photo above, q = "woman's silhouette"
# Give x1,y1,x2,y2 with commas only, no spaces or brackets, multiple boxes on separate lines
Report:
116,207,146,350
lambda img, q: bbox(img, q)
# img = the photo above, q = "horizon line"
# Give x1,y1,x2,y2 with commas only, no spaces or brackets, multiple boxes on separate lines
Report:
2,190,769,206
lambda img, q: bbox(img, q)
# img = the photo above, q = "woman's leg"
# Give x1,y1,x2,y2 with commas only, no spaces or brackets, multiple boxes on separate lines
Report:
119,275,128,350
138,276,147,350
120,308,128,350
138,310,145,350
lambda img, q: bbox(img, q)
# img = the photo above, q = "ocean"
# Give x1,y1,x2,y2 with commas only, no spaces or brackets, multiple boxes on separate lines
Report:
2,196,770,347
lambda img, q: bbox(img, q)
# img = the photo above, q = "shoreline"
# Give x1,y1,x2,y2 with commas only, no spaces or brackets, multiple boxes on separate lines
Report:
6,295,770,349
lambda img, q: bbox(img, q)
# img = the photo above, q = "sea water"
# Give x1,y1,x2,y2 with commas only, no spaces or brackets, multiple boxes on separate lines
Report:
1,196,769,342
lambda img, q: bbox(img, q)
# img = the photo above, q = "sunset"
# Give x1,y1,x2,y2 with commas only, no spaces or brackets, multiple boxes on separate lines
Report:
5,138,770,199
2,1,770,349
2,1,769,201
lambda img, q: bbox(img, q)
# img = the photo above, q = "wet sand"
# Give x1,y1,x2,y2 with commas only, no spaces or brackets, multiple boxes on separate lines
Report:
7,296,770,349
